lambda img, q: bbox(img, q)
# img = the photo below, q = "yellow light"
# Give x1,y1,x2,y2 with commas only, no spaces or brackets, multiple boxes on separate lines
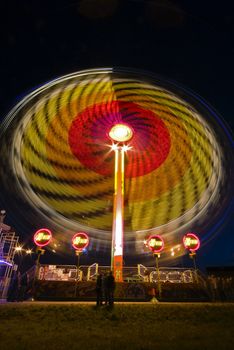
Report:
111,143,118,151
26,249,32,254
73,237,88,245
185,237,198,247
149,239,162,247
109,124,133,142
36,232,50,242
15,246,22,251
122,145,132,152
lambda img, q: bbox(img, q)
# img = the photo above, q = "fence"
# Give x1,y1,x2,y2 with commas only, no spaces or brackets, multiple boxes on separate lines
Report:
38,265,82,281
36,263,196,284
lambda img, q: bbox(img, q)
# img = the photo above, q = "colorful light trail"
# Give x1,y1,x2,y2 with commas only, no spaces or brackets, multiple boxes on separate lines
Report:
0,68,232,260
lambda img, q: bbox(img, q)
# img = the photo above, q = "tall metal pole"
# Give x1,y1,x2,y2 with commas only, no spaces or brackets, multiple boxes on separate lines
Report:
109,123,133,282
74,250,81,297
155,253,162,299
76,251,81,280
32,248,44,300
111,146,124,282
190,252,198,283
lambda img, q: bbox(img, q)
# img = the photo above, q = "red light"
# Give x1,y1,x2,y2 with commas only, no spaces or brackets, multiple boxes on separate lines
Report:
183,232,200,252
68,101,171,178
147,235,164,253
33,228,52,247
72,232,89,251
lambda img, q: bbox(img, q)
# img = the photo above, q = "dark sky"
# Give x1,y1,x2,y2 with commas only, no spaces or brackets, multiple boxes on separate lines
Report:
0,0,233,269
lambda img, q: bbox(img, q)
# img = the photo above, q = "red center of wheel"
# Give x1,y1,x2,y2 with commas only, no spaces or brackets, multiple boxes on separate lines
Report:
68,101,171,177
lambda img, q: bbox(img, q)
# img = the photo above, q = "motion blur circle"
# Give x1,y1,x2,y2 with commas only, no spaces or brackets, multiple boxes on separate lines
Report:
0,67,232,256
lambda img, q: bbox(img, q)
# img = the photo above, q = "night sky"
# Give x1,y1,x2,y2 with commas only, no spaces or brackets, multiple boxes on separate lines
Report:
1,0,233,270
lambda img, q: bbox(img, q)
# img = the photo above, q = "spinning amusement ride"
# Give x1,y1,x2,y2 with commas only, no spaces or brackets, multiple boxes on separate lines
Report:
0,68,233,281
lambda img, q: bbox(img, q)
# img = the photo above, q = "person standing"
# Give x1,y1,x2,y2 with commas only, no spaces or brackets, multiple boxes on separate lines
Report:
103,272,109,305
19,272,29,301
107,271,115,306
7,270,19,302
16,271,22,302
96,273,103,306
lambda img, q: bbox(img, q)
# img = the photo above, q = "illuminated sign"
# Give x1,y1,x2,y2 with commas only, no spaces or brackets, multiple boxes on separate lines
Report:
183,232,200,252
147,235,164,253
72,232,89,251
34,228,52,247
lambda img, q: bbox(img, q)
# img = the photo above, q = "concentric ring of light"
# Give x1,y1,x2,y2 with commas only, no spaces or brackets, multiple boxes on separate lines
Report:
0,67,231,259
108,123,133,142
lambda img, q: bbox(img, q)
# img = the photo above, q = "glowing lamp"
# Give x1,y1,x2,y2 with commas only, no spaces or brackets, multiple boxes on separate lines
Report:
34,228,52,247
147,235,164,254
108,123,133,142
72,232,89,251
183,232,200,252
15,246,22,252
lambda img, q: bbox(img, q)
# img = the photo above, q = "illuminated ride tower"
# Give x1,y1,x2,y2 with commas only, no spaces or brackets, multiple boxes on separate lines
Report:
108,123,133,282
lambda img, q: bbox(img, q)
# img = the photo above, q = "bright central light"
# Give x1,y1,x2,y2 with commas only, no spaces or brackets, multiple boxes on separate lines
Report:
109,123,133,142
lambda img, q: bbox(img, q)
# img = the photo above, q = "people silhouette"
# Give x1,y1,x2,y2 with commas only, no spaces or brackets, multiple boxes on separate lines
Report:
106,271,115,306
96,273,103,306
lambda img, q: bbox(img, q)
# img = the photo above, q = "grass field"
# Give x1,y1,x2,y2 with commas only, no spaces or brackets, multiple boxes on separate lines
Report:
0,302,234,350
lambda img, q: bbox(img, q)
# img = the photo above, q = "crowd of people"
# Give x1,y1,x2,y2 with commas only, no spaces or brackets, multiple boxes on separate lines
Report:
207,275,234,301
96,271,115,306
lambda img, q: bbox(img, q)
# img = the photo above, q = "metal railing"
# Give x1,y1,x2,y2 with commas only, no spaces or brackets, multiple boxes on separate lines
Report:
37,265,82,281
35,263,197,284
149,269,193,283
87,263,99,281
